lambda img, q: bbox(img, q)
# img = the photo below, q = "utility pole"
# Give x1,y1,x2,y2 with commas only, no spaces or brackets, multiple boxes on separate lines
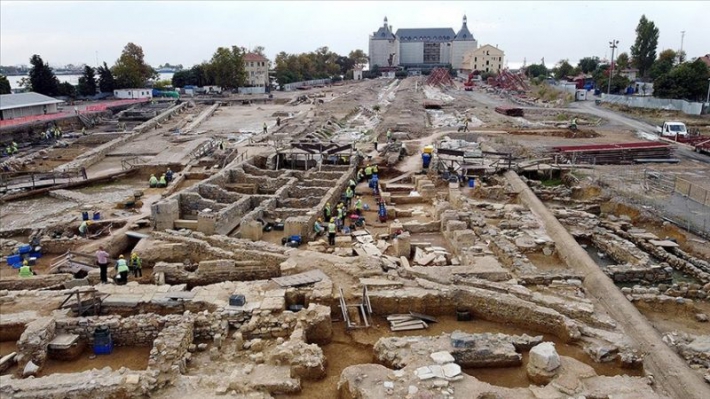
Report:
95,51,99,68
607,40,619,96
706,78,710,106
679,31,686,63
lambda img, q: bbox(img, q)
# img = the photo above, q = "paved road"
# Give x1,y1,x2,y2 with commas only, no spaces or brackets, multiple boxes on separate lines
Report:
463,88,710,163
568,101,710,164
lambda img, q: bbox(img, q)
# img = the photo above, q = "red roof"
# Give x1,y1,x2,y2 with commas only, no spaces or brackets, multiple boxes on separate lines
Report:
243,53,268,62
700,54,710,68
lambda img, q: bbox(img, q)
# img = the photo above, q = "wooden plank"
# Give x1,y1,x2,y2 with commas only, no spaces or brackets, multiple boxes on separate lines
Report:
391,321,428,331
410,312,438,323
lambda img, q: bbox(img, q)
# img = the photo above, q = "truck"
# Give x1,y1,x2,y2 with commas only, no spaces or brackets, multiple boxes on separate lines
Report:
656,121,688,138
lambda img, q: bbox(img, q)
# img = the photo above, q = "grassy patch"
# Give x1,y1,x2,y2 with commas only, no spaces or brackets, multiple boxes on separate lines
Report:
540,178,563,187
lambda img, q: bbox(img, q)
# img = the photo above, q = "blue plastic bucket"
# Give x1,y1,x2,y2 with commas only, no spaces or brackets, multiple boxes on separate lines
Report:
468,178,475,188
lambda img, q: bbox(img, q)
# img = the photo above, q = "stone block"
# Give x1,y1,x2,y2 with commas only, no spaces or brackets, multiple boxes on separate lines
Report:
430,351,455,364
240,220,264,241
451,331,476,348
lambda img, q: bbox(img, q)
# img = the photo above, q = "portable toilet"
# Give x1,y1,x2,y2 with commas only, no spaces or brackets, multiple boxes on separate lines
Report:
575,90,587,101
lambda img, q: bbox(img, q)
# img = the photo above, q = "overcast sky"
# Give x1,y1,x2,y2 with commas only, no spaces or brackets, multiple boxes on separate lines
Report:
1,1,708,70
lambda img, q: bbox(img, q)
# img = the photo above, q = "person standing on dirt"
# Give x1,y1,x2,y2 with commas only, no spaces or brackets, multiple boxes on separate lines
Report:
463,119,469,132
570,117,578,130
345,186,354,208
158,174,167,188
149,174,158,188
115,255,129,285
323,202,332,220
355,196,363,216
263,122,268,134
386,129,392,142
276,117,281,127
130,252,142,278
165,168,174,183
96,246,110,284
327,218,337,246
364,164,373,182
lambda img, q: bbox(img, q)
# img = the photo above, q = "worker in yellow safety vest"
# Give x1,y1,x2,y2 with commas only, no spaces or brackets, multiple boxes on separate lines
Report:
19,260,34,277
327,218,337,246
323,202,331,220
364,164,373,182
130,252,142,278
78,220,92,237
355,196,363,216
149,174,158,188
158,174,167,188
115,255,130,285
345,186,354,208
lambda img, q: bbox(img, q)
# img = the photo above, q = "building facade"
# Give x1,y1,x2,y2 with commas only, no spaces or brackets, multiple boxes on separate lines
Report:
368,16,478,70
243,53,270,88
0,92,64,120
463,44,505,73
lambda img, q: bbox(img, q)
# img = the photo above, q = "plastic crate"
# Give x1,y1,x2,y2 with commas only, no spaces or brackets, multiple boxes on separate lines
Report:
18,245,32,254
93,341,113,355
6,254,22,268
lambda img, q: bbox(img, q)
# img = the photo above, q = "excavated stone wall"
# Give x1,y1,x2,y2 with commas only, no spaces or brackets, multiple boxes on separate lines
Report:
15,316,56,373
0,274,73,291
154,260,279,287
367,284,580,342
148,320,195,388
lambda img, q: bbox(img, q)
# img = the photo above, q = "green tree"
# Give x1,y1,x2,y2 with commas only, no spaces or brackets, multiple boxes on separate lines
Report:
553,59,575,80
526,63,548,79
577,57,600,74
111,42,156,89
208,46,247,90
654,60,710,101
630,15,659,78
153,79,172,90
594,73,631,94
97,62,115,93
77,65,97,96
57,82,76,98
0,74,11,94
348,49,368,66
28,54,59,96
252,46,266,56
649,49,676,80
616,52,630,70
658,49,677,63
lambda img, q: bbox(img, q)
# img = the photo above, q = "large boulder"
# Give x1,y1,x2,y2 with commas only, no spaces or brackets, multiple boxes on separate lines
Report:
526,342,561,385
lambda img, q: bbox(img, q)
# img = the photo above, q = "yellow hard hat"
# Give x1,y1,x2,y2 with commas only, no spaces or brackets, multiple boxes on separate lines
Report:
330,218,335,222
87,221,93,225
119,255,124,258
131,252,137,257
23,260,28,266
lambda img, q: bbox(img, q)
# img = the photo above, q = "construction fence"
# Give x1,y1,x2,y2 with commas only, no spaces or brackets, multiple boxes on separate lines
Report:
600,93,706,115
587,168,710,238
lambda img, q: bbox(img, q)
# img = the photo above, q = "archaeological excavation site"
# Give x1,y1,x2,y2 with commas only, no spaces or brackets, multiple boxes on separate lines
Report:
2,76,710,399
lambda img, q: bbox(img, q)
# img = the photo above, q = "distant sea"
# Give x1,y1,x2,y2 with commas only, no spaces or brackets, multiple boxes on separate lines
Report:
7,72,175,90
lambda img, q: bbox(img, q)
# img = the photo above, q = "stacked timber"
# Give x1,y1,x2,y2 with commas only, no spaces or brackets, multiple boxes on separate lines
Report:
550,142,674,165
387,312,437,332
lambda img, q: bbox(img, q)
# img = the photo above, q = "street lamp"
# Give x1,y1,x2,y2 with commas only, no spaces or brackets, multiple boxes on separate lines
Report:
607,40,619,96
